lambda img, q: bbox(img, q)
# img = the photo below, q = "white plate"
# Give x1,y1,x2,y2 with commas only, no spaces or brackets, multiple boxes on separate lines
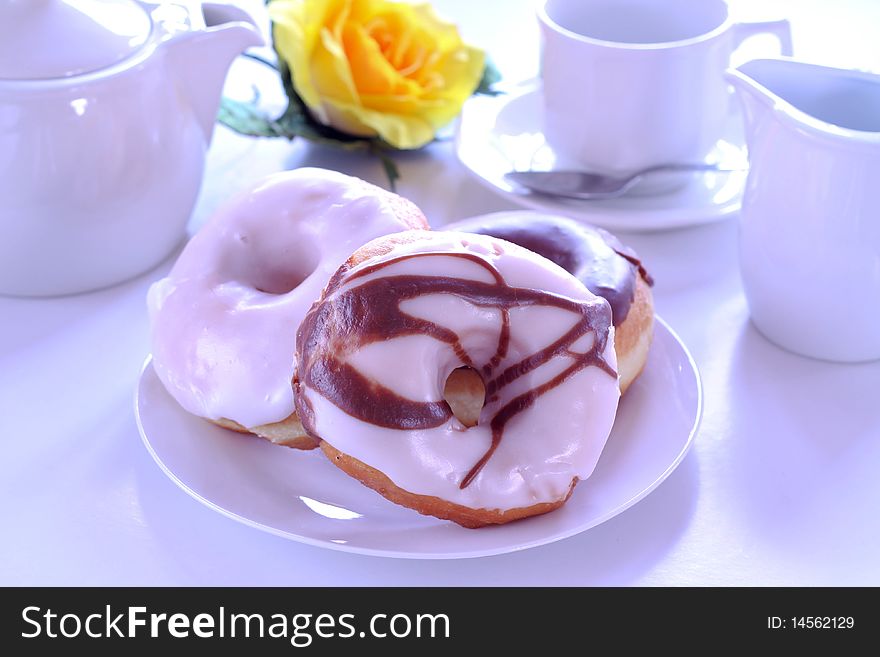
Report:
136,317,701,559
454,81,749,232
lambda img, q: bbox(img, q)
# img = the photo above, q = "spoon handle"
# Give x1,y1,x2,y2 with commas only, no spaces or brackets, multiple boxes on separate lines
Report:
631,162,736,177
505,164,744,200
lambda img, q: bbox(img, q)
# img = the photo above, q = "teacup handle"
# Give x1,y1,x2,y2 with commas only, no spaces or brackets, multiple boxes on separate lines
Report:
731,19,793,57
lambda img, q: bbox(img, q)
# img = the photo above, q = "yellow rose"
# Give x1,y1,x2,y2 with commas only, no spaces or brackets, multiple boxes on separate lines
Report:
269,0,485,149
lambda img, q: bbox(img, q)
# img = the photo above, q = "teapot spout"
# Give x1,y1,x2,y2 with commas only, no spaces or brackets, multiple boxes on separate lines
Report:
164,4,264,143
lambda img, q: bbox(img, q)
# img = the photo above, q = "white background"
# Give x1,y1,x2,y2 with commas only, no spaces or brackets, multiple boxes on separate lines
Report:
1,0,879,585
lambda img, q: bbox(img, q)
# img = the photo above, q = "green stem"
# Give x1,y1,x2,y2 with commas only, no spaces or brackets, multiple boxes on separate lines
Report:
242,52,279,70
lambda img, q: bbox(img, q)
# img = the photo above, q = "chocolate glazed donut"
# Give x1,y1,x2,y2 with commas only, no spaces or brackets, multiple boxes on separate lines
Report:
445,212,654,394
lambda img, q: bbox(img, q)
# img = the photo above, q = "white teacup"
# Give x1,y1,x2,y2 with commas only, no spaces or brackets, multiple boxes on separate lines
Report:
538,0,792,174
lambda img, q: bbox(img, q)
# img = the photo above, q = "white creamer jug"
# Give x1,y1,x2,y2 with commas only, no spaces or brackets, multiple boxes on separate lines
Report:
727,58,880,362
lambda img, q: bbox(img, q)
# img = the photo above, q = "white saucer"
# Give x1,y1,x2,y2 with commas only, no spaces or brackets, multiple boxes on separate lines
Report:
454,81,749,232
136,317,701,559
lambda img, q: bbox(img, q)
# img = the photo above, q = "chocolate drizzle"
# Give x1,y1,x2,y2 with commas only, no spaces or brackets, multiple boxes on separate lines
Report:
613,248,654,287
295,248,616,489
448,215,653,326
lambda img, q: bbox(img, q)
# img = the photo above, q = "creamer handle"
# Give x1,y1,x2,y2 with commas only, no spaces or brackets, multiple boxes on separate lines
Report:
731,19,793,57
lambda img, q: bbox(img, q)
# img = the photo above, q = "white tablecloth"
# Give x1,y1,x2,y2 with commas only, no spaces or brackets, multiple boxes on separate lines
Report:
2,0,878,585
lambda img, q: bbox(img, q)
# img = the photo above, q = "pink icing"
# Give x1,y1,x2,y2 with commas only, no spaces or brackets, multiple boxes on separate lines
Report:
147,168,425,428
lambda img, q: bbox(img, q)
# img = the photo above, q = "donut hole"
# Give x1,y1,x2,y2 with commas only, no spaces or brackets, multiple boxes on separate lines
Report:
443,367,486,428
224,231,321,295
253,260,318,295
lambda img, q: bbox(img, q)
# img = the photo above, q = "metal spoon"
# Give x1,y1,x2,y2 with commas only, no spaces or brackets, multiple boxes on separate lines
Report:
505,163,743,200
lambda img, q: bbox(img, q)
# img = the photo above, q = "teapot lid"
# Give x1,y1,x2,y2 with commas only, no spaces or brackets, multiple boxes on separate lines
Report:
0,0,152,81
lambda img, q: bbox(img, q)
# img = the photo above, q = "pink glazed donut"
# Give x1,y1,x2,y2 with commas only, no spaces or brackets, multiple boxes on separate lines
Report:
148,168,429,448
295,230,621,526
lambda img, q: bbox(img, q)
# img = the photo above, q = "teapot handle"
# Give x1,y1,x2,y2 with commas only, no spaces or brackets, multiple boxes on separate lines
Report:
731,19,793,58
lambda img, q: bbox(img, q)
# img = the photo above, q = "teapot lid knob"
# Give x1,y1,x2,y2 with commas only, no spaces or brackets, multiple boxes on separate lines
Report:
0,0,152,81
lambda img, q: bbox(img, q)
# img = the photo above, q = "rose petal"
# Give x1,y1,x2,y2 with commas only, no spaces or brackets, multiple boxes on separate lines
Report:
269,0,345,117
313,23,359,104
324,97,436,149
343,22,420,96
418,44,485,125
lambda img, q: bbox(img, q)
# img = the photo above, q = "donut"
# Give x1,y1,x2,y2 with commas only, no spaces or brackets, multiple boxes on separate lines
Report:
147,168,428,448
445,212,654,394
295,230,621,527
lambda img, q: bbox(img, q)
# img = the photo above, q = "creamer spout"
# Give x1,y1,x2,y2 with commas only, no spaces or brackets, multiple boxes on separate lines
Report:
725,64,778,147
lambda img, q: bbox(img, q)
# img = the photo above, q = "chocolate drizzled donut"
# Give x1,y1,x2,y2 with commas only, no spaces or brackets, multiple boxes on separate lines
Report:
296,248,615,488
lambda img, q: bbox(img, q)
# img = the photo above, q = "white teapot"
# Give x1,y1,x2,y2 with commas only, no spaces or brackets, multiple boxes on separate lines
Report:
0,0,263,296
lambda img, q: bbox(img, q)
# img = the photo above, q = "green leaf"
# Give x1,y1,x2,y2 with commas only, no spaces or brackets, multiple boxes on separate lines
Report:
218,97,281,138
275,101,370,151
475,58,502,96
